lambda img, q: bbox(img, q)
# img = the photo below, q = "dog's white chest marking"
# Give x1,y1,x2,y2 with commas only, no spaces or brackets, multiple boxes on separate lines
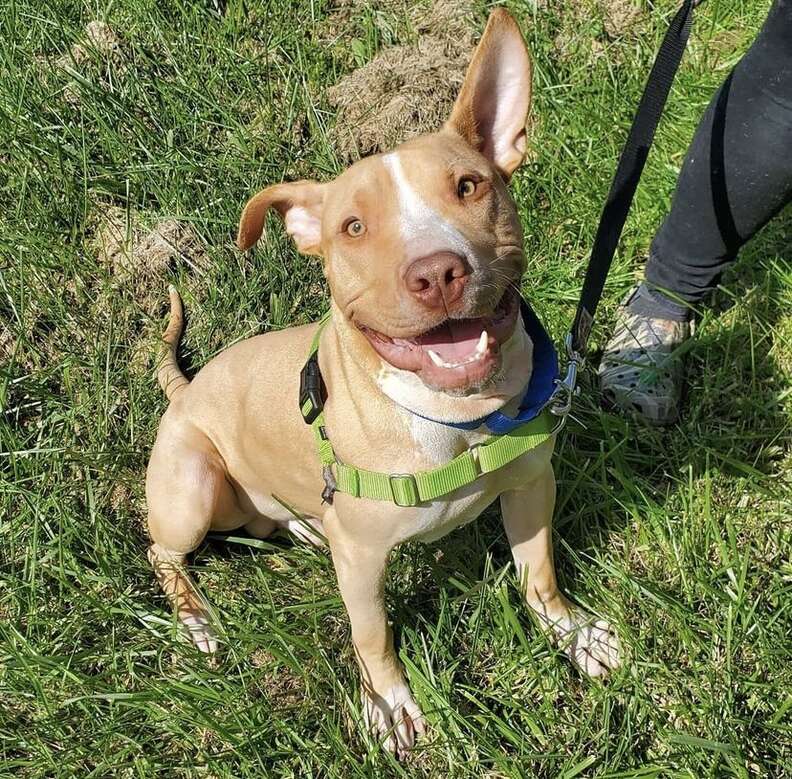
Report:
408,413,488,465
394,411,540,544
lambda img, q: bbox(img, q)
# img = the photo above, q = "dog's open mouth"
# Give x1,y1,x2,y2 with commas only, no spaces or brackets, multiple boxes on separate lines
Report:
359,290,520,392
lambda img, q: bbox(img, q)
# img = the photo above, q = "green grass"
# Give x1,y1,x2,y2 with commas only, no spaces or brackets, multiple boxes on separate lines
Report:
1,0,790,776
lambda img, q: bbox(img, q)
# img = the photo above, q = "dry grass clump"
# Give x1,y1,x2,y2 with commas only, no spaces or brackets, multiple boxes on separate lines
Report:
92,206,206,281
88,205,208,377
552,0,645,63
53,21,124,103
61,21,122,67
327,0,479,161
599,0,642,39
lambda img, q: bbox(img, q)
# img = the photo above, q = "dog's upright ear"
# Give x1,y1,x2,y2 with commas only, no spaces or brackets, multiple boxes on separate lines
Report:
237,181,326,255
446,8,532,179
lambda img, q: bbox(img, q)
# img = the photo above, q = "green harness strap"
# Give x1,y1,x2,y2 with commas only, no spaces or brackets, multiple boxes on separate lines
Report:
302,315,561,508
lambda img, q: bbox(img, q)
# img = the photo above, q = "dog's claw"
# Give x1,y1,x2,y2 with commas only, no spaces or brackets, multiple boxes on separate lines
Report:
362,682,425,758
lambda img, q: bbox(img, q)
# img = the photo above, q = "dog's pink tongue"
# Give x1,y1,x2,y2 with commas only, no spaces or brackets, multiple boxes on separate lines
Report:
414,319,484,361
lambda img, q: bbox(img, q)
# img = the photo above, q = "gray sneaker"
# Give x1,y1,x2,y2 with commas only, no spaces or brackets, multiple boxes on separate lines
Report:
598,289,691,425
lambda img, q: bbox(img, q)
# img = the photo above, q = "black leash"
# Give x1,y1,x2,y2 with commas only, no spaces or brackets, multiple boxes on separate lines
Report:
552,0,704,416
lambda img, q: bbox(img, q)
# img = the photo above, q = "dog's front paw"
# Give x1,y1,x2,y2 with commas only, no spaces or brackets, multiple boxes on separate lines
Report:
362,682,425,758
543,606,621,677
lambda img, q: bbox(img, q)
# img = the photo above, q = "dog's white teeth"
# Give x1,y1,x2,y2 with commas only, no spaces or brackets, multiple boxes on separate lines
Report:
475,329,489,356
427,331,491,370
459,331,490,365
427,349,452,368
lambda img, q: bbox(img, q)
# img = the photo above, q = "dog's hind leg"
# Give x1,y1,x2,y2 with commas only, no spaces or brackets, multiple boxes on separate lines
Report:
147,543,218,653
146,423,248,653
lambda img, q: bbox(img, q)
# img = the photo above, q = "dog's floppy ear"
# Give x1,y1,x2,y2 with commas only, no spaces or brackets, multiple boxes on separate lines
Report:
237,181,326,255
446,8,532,179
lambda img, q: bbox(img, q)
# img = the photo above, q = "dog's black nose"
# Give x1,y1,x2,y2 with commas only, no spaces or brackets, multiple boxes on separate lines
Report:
404,252,470,310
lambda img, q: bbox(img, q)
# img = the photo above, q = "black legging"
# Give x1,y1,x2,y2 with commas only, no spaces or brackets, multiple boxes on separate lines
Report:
642,0,792,314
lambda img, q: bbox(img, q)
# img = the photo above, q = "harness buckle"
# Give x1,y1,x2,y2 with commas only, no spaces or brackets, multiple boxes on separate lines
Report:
389,474,419,507
299,352,325,424
550,333,584,417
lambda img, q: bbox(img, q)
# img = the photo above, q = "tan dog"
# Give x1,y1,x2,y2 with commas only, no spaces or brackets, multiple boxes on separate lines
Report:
145,9,619,756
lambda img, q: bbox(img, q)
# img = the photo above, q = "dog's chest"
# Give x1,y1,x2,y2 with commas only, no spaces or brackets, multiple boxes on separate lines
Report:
406,480,500,544
399,414,542,544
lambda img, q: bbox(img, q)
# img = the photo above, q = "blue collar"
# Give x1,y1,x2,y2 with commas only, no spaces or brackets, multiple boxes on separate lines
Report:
414,300,559,434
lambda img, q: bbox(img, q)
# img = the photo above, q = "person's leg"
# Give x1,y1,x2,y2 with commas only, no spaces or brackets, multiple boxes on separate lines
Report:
645,0,792,312
601,0,792,422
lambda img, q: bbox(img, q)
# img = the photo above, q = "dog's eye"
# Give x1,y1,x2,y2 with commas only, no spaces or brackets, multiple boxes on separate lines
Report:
345,219,366,237
457,177,477,198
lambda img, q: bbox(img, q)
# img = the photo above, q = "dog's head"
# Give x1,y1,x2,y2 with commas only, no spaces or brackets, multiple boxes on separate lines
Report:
239,9,533,400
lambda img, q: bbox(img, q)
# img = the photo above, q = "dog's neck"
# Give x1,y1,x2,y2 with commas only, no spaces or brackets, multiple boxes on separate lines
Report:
326,301,534,426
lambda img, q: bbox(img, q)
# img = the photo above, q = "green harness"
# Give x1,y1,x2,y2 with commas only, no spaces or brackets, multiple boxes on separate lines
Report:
299,314,562,508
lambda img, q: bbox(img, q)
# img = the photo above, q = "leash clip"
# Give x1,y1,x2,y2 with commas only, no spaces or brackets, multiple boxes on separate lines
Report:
321,465,336,505
550,333,584,417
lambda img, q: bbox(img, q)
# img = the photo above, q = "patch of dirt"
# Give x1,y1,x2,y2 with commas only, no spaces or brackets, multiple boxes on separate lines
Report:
58,20,121,69
80,21,121,60
88,204,208,379
53,21,125,104
599,0,642,39
551,0,646,64
109,483,132,513
411,0,478,42
319,0,408,45
696,27,747,68
327,0,479,161
92,206,206,280
0,321,16,365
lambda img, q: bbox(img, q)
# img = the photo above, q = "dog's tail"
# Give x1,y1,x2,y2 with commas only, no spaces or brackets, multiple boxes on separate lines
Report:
157,285,190,400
